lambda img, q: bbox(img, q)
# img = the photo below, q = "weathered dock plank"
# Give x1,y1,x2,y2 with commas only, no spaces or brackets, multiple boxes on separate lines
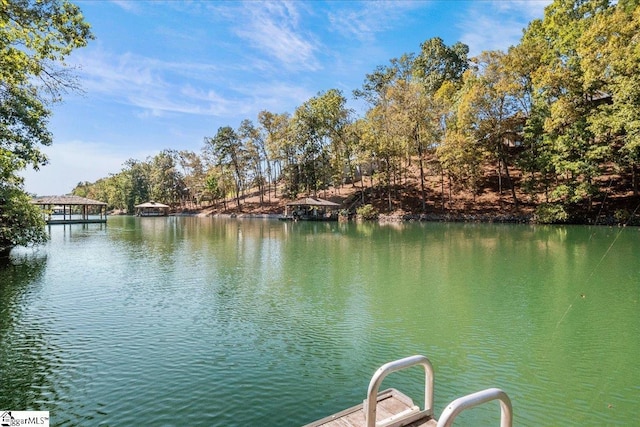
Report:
303,388,436,427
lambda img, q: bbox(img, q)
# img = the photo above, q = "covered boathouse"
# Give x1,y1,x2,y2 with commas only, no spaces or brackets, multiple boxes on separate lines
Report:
282,197,341,221
32,195,108,224
135,201,170,216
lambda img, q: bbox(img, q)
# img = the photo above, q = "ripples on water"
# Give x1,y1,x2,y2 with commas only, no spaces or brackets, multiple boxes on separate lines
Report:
1,219,639,426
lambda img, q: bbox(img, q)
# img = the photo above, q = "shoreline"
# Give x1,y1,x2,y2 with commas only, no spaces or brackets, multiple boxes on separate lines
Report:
164,211,637,226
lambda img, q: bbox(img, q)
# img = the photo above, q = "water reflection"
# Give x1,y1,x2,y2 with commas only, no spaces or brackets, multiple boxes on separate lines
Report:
47,223,107,243
1,218,638,425
0,254,55,410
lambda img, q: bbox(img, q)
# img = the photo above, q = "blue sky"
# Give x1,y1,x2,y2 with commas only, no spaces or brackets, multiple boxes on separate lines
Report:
22,0,551,196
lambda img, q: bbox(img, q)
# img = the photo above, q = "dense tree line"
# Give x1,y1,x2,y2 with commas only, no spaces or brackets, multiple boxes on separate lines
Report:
3,1,638,255
74,0,640,222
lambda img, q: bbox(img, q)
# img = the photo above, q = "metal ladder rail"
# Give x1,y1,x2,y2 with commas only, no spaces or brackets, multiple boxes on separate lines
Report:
436,387,513,427
365,355,435,427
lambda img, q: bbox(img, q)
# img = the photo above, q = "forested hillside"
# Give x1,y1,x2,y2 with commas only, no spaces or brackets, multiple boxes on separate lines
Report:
74,0,640,224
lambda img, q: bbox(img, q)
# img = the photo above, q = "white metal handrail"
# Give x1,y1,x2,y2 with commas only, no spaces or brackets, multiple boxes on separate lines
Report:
365,355,434,427
436,387,512,427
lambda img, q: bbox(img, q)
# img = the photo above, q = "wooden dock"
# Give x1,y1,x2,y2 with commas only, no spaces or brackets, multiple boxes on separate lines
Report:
46,218,107,225
303,388,437,427
301,355,512,427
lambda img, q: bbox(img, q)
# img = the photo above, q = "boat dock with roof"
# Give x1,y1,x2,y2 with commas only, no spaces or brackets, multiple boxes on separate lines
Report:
281,197,341,221
32,195,108,224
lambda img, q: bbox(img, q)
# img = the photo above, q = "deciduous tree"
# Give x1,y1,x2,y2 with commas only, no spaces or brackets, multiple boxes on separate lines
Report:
258,110,291,198
578,0,640,195
519,0,613,210
203,127,246,209
1,0,92,254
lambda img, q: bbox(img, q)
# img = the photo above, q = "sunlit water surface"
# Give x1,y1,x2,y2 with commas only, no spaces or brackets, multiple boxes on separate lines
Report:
1,217,639,426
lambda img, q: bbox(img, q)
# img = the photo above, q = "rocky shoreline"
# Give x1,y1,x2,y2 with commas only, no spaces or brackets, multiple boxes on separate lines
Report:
378,212,533,223
184,211,636,226
190,211,533,223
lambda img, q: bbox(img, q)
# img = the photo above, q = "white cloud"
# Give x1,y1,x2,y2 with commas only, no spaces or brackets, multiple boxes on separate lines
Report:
68,39,315,122
458,0,551,55
108,0,140,12
233,80,314,114
21,141,153,196
76,49,166,96
70,48,241,117
327,1,422,42
234,1,321,71
459,15,526,55
490,0,550,18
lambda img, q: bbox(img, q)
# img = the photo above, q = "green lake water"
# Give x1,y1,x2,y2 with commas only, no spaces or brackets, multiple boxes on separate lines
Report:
1,217,639,426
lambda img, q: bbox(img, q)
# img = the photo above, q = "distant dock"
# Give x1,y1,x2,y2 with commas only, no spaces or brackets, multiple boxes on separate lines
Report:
45,218,107,225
